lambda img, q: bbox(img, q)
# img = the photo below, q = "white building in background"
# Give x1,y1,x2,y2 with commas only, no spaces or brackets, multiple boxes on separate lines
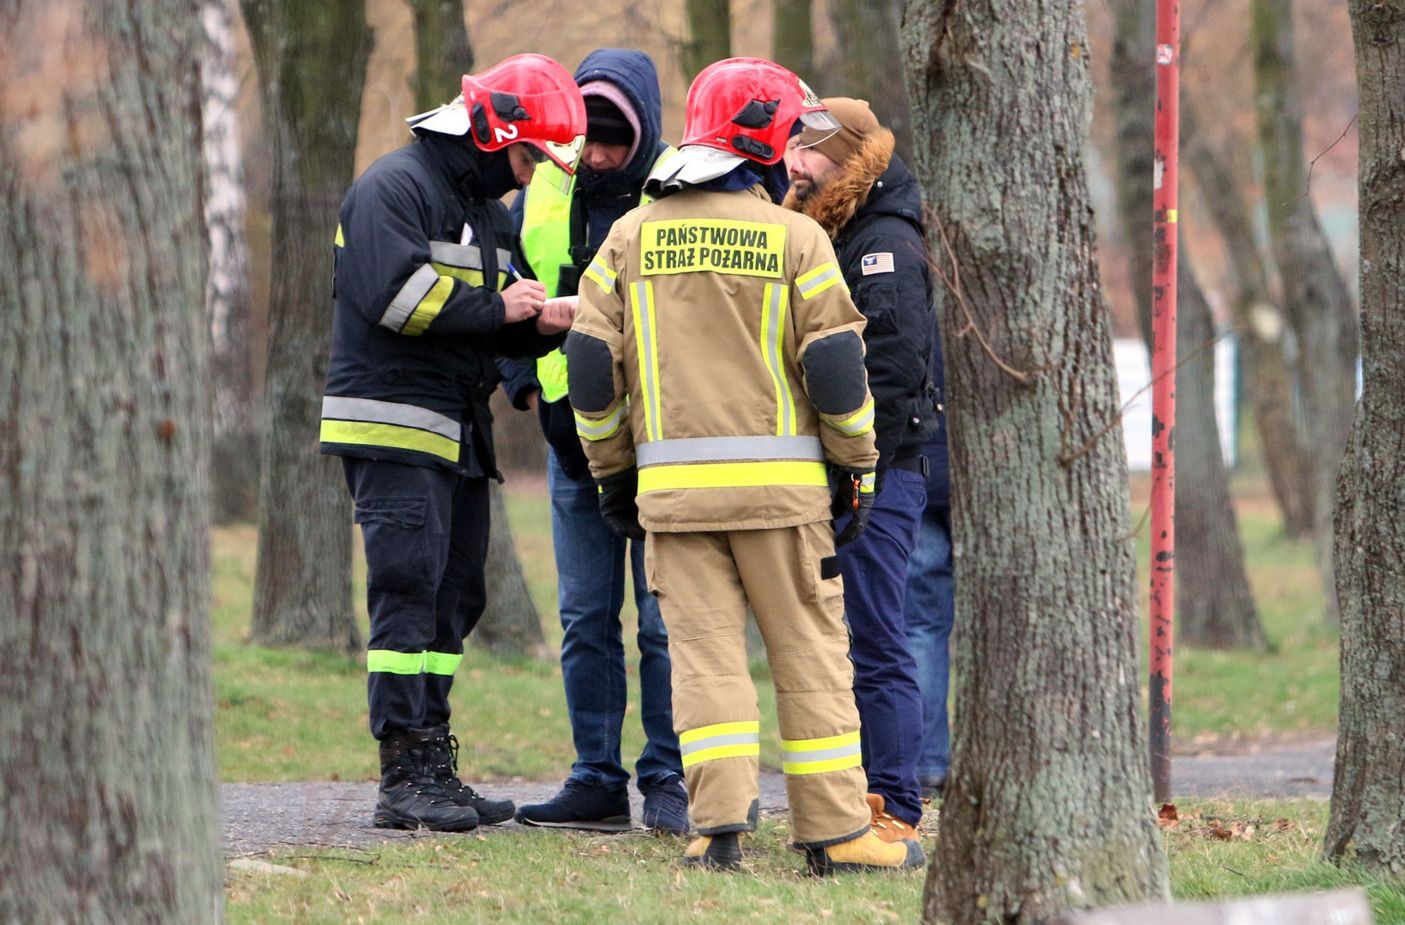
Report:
1115,336,1238,472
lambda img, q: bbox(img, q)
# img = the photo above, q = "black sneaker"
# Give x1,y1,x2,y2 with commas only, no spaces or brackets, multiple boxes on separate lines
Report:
373,729,479,832
423,725,515,824
640,777,689,835
514,779,632,832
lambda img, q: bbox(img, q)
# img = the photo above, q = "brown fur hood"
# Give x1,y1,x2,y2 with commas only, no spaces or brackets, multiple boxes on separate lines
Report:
782,128,896,238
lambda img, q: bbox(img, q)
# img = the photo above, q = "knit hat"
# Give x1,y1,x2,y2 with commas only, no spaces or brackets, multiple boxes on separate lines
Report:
581,81,640,162
795,97,880,166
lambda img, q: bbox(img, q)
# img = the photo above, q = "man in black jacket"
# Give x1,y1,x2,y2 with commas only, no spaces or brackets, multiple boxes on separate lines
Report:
320,54,584,832
784,98,943,843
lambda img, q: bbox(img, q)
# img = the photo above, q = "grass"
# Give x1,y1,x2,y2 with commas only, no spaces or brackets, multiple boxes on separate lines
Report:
225,801,1405,923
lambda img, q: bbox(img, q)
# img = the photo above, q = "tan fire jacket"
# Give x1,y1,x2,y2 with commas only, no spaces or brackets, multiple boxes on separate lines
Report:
568,183,879,533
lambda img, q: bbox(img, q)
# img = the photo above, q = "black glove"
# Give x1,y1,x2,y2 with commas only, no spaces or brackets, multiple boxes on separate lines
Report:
596,469,645,541
830,465,877,547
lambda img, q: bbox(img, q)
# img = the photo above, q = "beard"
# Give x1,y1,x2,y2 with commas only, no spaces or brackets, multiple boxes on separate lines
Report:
790,177,817,202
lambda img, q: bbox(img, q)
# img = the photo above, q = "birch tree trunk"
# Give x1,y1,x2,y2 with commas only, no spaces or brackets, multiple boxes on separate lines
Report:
0,1,221,919
1107,0,1265,650
902,1,1170,920
1183,113,1314,538
1324,0,1405,874
203,0,259,523
683,0,731,80
1252,0,1361,622
244,0,370,651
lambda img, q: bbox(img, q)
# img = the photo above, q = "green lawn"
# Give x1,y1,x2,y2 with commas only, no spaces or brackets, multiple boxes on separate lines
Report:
225,800,1405,923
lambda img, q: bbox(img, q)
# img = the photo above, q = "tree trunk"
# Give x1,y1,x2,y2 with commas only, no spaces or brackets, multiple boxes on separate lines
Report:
203,0,260,524
0,1,221,920
473,482,549,658
772,0,814,82
1324,0,1405,874
902,1,1170,921
1252,0,1361,622
402,1,544,657
682,0,731,80
1107,0,1265,650
1183,109,1314,538
408,0,473,112
827,0,913,159
244,0,370,652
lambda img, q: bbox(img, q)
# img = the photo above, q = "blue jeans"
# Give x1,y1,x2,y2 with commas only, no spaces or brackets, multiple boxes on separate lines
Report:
835,466,927,826
548,449,682,792
903,502,954,783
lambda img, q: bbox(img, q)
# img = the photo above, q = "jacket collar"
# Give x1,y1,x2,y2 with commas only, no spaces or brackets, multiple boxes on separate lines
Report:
782,128,895,238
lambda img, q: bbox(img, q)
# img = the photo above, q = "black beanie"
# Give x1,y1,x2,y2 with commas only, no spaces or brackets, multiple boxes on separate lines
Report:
585,96,635,147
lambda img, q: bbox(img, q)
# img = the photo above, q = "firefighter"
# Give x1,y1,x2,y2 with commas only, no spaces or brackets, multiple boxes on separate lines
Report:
500,49,687,834
784,98,942,840
320,54,585,832
566,57,924,874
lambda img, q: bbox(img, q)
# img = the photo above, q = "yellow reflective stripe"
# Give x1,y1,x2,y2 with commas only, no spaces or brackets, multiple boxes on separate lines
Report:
575,403,626,442
682,743,761,768
631,281,662,441
334,224,345,247
585,259,617,294
367,650,424,674
423,651,462,676
402,276,455,336
796,261,842,300
782,753,864,775
821,398,875,437
679,721,761,744
781,730,863,775
320,420,460,463
431,262,486,287
637,460,828,493
860,472,876,494
760,283,797,436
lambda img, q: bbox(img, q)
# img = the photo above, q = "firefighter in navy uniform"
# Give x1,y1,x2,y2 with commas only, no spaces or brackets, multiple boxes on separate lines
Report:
567,58,924,874
320,54,585,832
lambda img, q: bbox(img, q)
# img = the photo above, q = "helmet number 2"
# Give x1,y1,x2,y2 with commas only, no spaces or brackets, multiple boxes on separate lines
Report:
493,123,519,144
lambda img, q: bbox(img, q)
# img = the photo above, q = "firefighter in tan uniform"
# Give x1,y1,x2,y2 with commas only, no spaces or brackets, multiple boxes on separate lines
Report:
565,57,924,875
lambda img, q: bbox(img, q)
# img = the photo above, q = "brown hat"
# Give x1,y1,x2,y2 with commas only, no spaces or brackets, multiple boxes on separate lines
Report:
796,97,880,166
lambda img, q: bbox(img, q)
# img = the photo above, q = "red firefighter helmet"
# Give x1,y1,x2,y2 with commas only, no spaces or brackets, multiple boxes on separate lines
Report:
406,53,586,174
681,57,838,166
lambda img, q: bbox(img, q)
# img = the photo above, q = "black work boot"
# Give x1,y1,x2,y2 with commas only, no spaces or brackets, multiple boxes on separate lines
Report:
373,728,479,832
423,724,515,824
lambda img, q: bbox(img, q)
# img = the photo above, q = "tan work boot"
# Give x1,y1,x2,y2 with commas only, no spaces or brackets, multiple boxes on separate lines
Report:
866,793,920,843
804,830,925,875
682,832,743,871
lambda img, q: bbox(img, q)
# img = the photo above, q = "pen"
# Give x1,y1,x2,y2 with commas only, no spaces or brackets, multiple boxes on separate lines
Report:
506,262,524,282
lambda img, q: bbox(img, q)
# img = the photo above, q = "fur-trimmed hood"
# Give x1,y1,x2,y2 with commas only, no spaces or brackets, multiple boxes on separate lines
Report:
784,128,909,238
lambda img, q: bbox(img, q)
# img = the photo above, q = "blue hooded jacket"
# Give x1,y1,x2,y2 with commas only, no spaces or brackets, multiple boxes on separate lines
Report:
500,48,666,479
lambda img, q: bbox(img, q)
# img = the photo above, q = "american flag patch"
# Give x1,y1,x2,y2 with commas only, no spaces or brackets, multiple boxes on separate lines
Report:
860,252,894,275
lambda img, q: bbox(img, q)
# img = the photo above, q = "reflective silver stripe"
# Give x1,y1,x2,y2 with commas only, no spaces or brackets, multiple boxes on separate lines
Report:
679,733,760,757
429,241,484,269
321,396,461,441
496,247,512,271
636,435,823,467
761,283,795,436
632,281,662,441
797,265,840,298
380,264,439,332
575,403,626,441
781,744,858,764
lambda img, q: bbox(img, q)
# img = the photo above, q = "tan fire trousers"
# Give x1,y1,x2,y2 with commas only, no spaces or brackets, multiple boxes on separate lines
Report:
646,520,871,847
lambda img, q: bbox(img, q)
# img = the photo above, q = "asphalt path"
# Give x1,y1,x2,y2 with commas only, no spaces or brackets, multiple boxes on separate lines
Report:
222,738,1335,857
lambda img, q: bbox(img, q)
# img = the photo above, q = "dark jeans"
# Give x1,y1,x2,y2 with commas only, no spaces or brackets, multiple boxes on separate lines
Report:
903,502,954,783
343,457,489,740
548,449,682,792
835,466,927,826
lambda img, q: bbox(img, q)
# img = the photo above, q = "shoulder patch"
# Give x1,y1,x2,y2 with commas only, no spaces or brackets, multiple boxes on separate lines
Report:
860,252,895,275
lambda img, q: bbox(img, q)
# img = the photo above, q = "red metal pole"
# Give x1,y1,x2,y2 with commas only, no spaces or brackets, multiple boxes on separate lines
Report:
1148,0,1180,805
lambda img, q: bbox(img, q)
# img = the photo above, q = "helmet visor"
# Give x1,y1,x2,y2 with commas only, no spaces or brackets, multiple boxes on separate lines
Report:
799,108,841,133
531,134,585,175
